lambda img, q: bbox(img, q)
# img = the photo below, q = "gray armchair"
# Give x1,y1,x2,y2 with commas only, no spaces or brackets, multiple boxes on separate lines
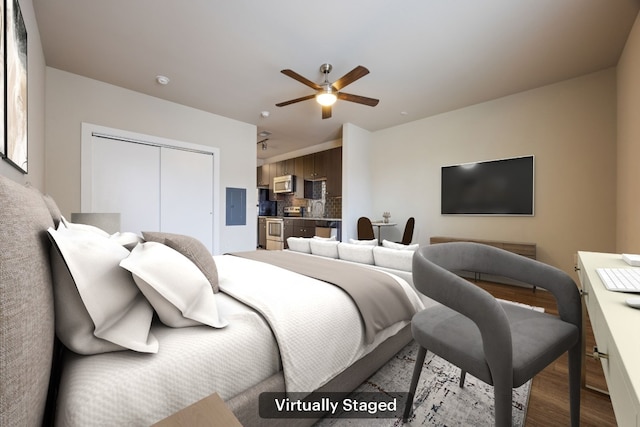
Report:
403,242,581,426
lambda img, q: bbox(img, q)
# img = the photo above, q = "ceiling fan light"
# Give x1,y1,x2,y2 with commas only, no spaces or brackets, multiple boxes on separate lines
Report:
316,92,337,106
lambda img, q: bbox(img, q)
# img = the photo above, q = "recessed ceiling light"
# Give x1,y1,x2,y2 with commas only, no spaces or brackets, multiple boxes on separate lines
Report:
155,75,170,85
258,130,272,137
400,111,409,116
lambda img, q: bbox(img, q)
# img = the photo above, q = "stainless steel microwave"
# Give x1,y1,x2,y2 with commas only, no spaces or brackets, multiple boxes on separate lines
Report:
273,175,295,193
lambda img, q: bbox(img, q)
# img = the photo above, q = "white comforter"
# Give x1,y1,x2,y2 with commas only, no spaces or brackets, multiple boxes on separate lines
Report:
215,254,424,394
55,254,423,426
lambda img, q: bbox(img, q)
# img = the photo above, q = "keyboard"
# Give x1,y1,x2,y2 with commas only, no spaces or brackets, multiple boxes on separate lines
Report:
596,267,640,292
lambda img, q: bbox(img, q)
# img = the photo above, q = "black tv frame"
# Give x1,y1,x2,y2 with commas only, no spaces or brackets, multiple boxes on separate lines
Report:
440,155,535,216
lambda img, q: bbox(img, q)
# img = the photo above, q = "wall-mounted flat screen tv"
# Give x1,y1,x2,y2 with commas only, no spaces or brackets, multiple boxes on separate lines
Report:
441,155,534,216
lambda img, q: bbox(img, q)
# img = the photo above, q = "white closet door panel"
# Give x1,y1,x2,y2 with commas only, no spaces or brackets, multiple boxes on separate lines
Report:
160,148,214,252
91,137,161,234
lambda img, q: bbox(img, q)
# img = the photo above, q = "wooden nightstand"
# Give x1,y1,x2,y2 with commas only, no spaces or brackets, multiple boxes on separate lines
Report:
153,393,242,427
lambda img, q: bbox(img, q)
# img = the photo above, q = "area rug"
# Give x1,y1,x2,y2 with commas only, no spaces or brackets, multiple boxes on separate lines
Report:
315,342,531,426
316,300,541,426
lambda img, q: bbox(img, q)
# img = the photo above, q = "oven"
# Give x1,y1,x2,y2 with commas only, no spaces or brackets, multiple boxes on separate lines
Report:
265,217,284,250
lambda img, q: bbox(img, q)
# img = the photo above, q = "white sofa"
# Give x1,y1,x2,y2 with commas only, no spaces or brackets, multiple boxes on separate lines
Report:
286,237,436,308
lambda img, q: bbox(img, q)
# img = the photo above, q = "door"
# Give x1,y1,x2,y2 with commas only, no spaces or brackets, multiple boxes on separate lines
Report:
160,148,214,252
89,135,161,234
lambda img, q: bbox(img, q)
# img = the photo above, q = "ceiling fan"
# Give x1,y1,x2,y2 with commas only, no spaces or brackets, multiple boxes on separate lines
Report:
275,64,379,119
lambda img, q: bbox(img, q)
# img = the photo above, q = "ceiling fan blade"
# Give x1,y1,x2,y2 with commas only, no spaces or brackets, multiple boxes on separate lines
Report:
281,69,322,90
276,94,316,107
322,105,332,119
331,66,369,91
337,92,379,107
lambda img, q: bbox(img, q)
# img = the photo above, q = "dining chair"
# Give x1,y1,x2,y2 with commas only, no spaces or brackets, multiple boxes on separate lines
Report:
357,217,375,240
396,217,415,245
404,242,582,427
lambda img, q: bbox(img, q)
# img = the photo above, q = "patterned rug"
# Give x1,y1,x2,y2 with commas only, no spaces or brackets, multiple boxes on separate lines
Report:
315,342,531,426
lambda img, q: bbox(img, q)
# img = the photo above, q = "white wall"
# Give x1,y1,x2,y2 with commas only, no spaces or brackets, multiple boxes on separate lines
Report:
344,70,617,278
0,0,46,189
342,123,374,241
44,68,257,254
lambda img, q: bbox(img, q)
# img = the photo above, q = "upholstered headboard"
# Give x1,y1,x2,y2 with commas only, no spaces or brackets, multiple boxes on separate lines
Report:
0,176,58,426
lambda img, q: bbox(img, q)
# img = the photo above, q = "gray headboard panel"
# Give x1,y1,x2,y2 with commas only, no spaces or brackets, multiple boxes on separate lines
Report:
0,176,56,426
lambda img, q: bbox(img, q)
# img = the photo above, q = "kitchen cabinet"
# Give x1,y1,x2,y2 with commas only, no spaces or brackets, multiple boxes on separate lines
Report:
257,163,276,200
257,217,266,248
257,147,342,200
283,219,315,248
303,151,328,180
257,165,270,187
325,147,342,197
276,158,296,177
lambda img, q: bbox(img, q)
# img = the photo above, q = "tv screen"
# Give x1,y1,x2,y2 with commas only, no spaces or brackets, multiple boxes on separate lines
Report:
441,155,534,215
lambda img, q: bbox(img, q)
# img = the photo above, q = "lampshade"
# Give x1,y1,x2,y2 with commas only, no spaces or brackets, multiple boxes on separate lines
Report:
316,92,337,106
70,213,121,234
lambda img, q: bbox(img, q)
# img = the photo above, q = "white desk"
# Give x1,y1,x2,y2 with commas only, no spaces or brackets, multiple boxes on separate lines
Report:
577,252,640,427
371,221,397,245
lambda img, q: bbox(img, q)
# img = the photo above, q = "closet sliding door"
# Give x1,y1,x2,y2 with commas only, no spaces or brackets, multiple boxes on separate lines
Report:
89,136,161,234
160,148,214,251
83,129,215,252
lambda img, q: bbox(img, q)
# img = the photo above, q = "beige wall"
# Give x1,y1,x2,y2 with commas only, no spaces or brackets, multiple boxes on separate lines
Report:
363,70,617,278
617,12,640,253
0,0,46,189
44,68,257,254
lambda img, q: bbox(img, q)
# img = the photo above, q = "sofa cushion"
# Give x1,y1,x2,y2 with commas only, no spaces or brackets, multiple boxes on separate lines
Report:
0,177,56,426
337,242,375,265
120,242,228,328
382,239,419,251
373,246,414,271
348,238,378,246
287,237,311,253
48,224,158,354
143,231,219,293
309,239,339,258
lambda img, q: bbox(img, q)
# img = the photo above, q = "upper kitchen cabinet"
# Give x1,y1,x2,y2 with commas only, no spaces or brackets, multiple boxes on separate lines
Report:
303,150,328,180
325,147,342,197
257,164,271,187
276,158,296,177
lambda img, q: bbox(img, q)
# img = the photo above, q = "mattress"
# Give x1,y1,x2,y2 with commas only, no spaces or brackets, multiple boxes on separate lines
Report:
55,293,280,426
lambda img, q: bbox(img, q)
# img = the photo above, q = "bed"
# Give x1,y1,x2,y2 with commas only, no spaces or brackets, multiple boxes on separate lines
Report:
0,174,424,426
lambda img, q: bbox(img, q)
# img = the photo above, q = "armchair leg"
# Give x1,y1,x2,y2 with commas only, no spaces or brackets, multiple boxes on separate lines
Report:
403,346,427,422
459,370,466,387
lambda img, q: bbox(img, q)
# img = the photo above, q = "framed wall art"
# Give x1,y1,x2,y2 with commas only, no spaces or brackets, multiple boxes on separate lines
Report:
4,0,28,173
0,1,5,158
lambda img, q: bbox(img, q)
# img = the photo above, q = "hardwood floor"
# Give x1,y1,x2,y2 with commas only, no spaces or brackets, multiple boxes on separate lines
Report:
475,280,617,426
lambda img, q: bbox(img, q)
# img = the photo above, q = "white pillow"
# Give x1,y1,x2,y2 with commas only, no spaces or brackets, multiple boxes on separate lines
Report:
337,242,375,265
382,239,419,251
309,239,340,258
110,231,144,250
287,237,311,253
47,225,158,355
348,238,378,246
120,242,228,329
373,246,414,271
60,215,110,237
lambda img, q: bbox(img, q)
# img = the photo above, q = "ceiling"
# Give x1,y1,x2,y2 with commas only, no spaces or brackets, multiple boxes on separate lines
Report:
33,0,639,160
